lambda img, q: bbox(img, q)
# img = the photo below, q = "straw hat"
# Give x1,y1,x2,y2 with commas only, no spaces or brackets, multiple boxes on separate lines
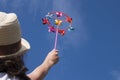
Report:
0,12,30,58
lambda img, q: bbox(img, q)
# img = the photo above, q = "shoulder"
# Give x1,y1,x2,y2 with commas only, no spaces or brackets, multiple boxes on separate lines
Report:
0,73,19,80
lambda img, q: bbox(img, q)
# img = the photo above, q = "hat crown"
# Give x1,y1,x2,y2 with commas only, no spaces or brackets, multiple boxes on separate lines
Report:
0,12,21,45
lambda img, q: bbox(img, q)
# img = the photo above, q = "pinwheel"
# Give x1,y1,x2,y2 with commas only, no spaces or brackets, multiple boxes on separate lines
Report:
42,11,74,49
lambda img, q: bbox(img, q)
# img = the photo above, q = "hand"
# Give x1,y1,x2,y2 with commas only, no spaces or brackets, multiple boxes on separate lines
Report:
43,49,59,68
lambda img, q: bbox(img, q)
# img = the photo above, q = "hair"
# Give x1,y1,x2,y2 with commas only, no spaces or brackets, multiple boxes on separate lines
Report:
0,55,30,80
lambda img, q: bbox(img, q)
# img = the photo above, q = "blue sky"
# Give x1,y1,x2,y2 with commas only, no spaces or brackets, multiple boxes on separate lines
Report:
0,0,120,80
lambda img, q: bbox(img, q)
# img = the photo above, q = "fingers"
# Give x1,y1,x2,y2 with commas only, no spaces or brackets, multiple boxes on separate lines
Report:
48,49,59,55
49,49,59,61
53,49,59,52
52,49,59,53
44,49,59,67
51,50,59,59
51,53,59,65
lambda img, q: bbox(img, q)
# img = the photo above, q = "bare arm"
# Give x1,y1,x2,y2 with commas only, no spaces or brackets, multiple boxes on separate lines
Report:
27,49,59,80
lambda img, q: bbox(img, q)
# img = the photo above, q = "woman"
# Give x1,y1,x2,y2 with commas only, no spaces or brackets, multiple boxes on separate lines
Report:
0,12,59,80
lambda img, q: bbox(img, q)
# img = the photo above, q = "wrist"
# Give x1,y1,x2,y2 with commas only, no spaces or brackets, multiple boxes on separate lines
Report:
41,62,52,70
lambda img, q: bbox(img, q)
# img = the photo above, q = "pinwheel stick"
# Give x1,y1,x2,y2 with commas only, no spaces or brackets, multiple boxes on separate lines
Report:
54,27,59,49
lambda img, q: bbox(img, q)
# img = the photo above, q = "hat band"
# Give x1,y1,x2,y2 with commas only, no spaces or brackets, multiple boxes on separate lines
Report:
0,40,21,56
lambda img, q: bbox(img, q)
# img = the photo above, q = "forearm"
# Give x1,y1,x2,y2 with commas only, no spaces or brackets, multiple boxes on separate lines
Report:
27,63,51,80
27,49,59,80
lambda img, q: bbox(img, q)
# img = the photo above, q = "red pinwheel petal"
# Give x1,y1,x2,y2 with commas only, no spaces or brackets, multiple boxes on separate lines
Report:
58,30,65,36
66,17,72,23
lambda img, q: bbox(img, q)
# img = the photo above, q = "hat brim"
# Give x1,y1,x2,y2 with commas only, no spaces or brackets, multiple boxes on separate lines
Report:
0,38,30,58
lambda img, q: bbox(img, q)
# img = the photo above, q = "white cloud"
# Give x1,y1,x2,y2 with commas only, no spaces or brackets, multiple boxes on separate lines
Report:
28,0,53,16
0,0,50,14
111,70,120,80
0,0,7,8
0,0,26,12
50,0,88,50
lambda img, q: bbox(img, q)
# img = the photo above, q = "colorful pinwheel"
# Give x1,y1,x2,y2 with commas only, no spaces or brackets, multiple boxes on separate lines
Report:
42,11,74,49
